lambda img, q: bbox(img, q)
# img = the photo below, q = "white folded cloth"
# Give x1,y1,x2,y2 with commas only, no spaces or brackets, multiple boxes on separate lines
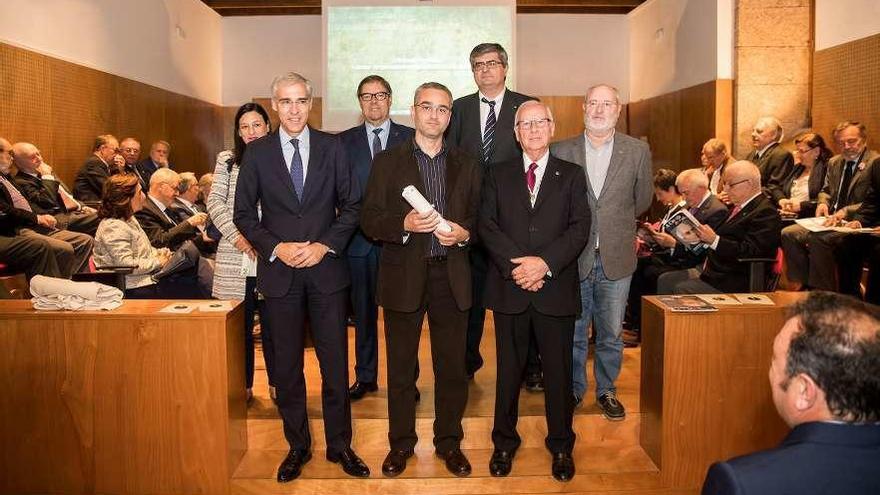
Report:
29,275,123,311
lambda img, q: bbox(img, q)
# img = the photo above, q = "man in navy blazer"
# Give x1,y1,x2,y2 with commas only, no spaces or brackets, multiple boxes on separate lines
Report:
338,75,414,401
234,72,368,483
445,42,539,384
702,291,880,495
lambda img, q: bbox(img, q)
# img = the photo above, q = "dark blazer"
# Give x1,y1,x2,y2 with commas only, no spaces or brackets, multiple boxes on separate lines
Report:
701,422,880,495
233,128,360,298
479,155,590,316
134,196,198,251
669,194,730,267
339,121,414,257
360,139,481,313
746,142,793,189
817,150,880,218
700,193,781,293
0,174,45,236
73,155,111,202
767,160,828,217
136,159,172,187
445,90,536,165
854,155,880,227
13,171,69,215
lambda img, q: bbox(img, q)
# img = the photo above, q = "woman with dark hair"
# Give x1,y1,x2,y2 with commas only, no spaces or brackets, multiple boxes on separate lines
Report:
770,132,831,218
206,102,273,403
93,174,173,298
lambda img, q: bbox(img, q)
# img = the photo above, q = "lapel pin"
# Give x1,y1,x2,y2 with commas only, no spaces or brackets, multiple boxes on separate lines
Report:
554,171,561,176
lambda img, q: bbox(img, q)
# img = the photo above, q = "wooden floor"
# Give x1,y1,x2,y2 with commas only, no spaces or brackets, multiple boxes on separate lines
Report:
234,311,697,495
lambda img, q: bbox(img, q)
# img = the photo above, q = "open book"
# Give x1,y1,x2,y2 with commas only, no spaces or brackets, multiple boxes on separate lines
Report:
663,209,709,255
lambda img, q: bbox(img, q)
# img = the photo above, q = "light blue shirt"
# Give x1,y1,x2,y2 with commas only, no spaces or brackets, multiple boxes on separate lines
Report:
279,125,311,183
365,119,391,153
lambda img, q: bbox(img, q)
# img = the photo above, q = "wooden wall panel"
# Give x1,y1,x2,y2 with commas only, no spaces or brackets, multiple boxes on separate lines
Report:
0,42,223,186
813,33,880,149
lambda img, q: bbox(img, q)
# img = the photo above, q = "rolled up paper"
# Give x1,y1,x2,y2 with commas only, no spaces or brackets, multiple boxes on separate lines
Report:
401,185,452,233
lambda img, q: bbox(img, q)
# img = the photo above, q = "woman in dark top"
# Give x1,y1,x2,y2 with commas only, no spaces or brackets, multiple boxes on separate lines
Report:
770,132,831,218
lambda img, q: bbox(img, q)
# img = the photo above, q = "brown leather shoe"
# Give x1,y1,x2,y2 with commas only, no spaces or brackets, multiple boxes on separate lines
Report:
437,448,471,477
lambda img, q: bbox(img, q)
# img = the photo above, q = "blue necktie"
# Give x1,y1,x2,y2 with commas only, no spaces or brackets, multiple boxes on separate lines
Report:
290,138,304,199
481,98,496,164
372,128,383,158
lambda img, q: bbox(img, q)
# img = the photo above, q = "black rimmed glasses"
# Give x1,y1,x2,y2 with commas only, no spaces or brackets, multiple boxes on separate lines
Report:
358,92,390,102
472,60,503,71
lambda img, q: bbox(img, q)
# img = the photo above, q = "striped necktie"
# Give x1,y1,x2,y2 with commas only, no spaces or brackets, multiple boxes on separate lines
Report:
0,175,33,212
372,128,383,158
290,138,304,198
481,98,496,164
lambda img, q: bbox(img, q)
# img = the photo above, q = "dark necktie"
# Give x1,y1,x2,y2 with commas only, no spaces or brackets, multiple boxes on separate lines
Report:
481,98,496,164
837,160,856,209
526,162,538,193
289,138,304,198
371,128,383,158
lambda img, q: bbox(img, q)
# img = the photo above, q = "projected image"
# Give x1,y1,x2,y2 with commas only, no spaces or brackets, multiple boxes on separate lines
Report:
325,5,514,130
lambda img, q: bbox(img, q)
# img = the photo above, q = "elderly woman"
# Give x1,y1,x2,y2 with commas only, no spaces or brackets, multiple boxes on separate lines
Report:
770,132,831,218
207,102,273,402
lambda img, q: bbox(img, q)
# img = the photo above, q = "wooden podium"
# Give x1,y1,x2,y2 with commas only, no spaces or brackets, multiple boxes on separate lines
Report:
640,292,805,490
0,300,246,495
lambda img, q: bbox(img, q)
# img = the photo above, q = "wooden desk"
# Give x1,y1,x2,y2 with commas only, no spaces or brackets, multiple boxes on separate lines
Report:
0,300,246,495
640,292,806,489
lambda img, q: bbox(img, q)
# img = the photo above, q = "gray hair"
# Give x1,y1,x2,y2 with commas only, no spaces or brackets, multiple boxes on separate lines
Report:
149,167,180,188
514,100,554,124
469,43,508,68
756,116,784,142
270,72,313,100
585,84,621,104
676,168,709,189
178,172,198,194
702,138,728,155
413,82,452,105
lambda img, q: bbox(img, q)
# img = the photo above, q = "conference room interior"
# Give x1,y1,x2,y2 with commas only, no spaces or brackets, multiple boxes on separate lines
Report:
2,0,879,494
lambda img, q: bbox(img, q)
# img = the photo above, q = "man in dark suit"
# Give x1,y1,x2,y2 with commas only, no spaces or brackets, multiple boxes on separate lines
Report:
136,140,173,186
361,82,481,478
119,137,148,190
135,168,206,251
480,101,590,481
836,146,880,304
233,72,368,483
171,171,216,255
338,75,414,401
12,142,99,236
73,134,125,203
661,160,782,294
445,42,538,384
744,116,793,190
701,291,880,495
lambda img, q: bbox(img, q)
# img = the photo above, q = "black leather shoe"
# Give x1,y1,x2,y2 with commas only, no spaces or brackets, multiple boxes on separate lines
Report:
551,452,575,482
276,450,311,483
437,448,471,477
381,449,413,477
488,449,514,477
348,381,378,401
327,447,370,478
523,372,544,393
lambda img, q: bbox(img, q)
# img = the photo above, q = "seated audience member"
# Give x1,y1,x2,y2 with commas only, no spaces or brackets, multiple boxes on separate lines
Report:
0,137,92,279
74,134,125,203
196,173,213,212
745,116,793,190
136,140,172,186
769,132,830,219
135,168,207,251
836,155,880,304
701,138,733,202
119,137,148,190
12,142,100,236
628,169,728,340
94,174,205,299
781,121,878,291
659,161,781,294
702,291,880,495
172,171,216,255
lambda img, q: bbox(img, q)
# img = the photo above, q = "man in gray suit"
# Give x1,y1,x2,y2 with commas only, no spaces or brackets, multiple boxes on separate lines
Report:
550,84,653,419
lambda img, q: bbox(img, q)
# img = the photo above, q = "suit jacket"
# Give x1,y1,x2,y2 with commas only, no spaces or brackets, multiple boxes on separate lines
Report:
701,422,880,495
445,89,536,166
668,194,729,268
479,155,590,316
853,155,880,227
136,159,172,187
73,155,111,202
170,198,217,254
550,132,654,280
339,121,414,257
817,150,880,218
233,128,360,298
700,194,781,293
134,196,198,251
767,159,828,217
13,171,68,215
360,139,481,313
0,174,44,236
745,142,793,189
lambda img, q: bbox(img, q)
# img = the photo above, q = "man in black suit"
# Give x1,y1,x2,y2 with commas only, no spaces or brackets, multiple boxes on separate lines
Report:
136,140,173,186
361,82,481,478
119,137,148,190
171,171,216,255
233,72,368,483
744,116,793,190
701,291,880,495
73,134,124,203
836,147,880,304
135,168,207,251
338,75,414,401
12,142,99,236
480,101,590,481
661,160,781,294
445,42,539,384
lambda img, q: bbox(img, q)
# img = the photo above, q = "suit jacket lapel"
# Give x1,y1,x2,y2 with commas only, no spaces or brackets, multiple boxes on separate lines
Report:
301,131,328,207
388,122,407,148
532,158,560,211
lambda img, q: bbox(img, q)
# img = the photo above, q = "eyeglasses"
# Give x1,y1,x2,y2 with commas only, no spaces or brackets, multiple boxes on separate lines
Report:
516,118,552,130
415,103,450,116
276,97,311,109
121,147,140,154
586,100,618,110
722,178,750,189
472,60,503,71
358,91,390,102
795,146,815,155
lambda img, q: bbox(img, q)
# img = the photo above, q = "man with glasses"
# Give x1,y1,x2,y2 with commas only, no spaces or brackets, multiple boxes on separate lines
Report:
119,137,148,189
135,168,207,251
480,101,590,481
659,160,781,294
701,138,733,202
446,42,539,386
73,134,125,202
361,82,481,479
339,75,414,401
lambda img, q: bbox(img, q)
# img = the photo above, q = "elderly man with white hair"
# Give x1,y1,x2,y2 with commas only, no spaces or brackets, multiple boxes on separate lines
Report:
745,116,794,189
134,167,207,251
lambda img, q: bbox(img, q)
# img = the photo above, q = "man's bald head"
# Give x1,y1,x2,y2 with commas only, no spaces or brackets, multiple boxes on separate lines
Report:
11,142,42,174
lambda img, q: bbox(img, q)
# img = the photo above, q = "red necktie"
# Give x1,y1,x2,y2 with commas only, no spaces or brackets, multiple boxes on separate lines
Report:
728,205,742,220
527,162,537,193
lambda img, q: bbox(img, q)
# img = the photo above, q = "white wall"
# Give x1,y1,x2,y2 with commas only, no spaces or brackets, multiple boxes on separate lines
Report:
815,0,880,50
0,0,222,104
628,0,733,102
